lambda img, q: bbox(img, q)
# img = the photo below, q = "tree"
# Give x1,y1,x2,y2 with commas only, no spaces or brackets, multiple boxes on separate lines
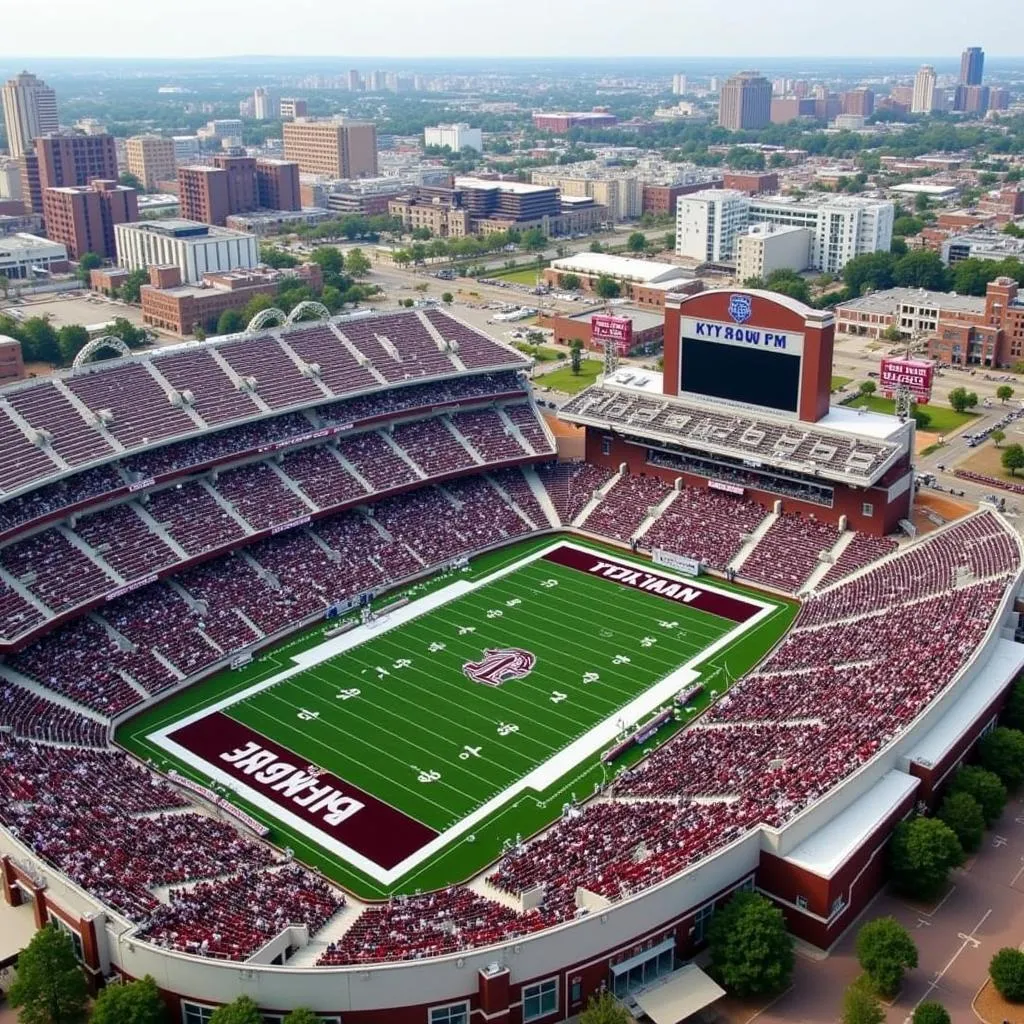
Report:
345,248,371,277
56,324,89,366
409,243,428,265
570,339,583,375
7,924,89,1024
259,246,298,269
1003,677,1024,731
663,231,676,251
578,991,629,1024
118,268,149,304
911,1002,951,1024
915,191,932,213
193,325,206,341
990,947,1024,1001
977,726,1024,790
950,765,1007,826
558,273,581,290
894,250,949,291
882,322,904,342
859,380,877,396
1002,443,1024,477
310,246,345,284
843,251,898,296
522,227,547,252
594,275,621,299
76,251,102,284
108,317,146,348
119,171,144,191
627,231,648,253
893,215,926,237
282,1010,320,1024
241,292,275,324
912,406,932,430
842,978,885,1024
937,791,985,853
20,316,60,364
393,249,412,268
997,384,1014,403
441,291,453,305
992,429,1006,448
855,917,918,998
91,975,167,1024
208,997,262,1024
216,309,245,335
589,240,605,253
762,268,810,304
888,816,963,900
947,386,973,413
707,891,794,998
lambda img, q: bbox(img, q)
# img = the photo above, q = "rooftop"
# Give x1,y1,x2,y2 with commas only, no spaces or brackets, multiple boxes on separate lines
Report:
567,306,664,333
117,219,254,241
454,176,557,195
0,232,67,254
836,287,986,315
550,252,690,284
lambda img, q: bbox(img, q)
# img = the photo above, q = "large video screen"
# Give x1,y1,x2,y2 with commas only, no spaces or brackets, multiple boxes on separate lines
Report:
680,336,800,413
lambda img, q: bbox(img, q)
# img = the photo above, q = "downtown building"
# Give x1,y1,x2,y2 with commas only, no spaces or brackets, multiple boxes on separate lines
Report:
22,131,119,217
125,135,177,190
114,219,259,284
42,179,138,260
718,72,772,130
282,119,378,178
178,158,301,226
1,71,58,160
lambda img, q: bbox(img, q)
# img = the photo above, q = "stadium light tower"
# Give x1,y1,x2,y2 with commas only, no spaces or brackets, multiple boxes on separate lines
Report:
602,303,620,378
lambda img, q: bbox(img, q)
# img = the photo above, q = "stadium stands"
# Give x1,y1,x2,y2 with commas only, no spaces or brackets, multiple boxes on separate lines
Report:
738,513,839,592
535,463,615,524
579,473,670,542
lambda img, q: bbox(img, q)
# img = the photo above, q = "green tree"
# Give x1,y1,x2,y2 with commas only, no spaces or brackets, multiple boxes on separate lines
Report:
997,384,1015,403
8,924,89,1024
118,269,149,304
410,226,432,241
345,248,371,277
894,250,950,290
843,251,898,296
441,291,453,305
990,947,1024,1001
320,285,342,312
888,816,963,900
915,192,932,214
119,171,144,191
522,227,547,251
409,243,428,265
947,386,972,413
882,322,904,342
90,975,167,1024
762,268,810,304
1002,443,1024,477
707,891,794,998
937,791,986,853
216,309,245,335
893,215,926,237
241,292,276,324
76,251,102,284
56,324,89,365
558,273,581,290
859,380,877,396
855,916,918,998
578,991,629,1024
842,977,885,1024
589,240,605,253
281,1010,320,1024
663,231,676,250
992,429,1006,448
977,726,1024,790
193,325,206,340
310,246,345,284
627,231,648,253
951,258,1002,296
393,249,412,268
1003,677,1024,731
950,765,1007,826
259,246,298,269
911,1002,951,1024
108,317,146,348
570,338,583,375
594,275,621,299
208,997,262,1024
20,316,60,364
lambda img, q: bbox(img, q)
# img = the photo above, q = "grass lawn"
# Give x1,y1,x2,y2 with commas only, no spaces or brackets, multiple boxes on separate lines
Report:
118,534,794,899
487,265,546,286
515,342,565,362
831,376,852,390
540,360,603,393
843,393,977,434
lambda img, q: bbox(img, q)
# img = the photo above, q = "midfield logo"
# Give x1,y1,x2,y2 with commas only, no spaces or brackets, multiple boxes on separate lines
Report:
463,648,536,687
728,293,753,324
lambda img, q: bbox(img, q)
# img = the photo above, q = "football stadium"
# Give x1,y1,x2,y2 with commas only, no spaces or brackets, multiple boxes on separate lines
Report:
1,291,1023,1024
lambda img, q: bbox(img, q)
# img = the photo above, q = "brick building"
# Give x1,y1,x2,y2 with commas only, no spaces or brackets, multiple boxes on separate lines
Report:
42,180,138,259
255,159,301,212
640,179,723,217
282,119,378,178
543,253,703,308
22,131,119,215
212,155,258,215
125,136,176,190
722,172,779,195
927,277,1024,367
531,110,617,132
177,166,230,226
539,306,665,355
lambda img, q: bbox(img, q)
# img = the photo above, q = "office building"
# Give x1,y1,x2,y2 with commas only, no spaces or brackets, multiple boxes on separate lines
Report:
962,86,991,114
0,159,22,201
172,136,200,163
125,135,176,190
842,88,875,117
1,72,58,160
530,170,642,221
736,223,811,282
961,47,985,86
252,88,275,121
279,98,308,120
989,88,1011,111
531,110,618,132
282,119,378,178
212,155,258,215
254,159,301,212
198,119,243,142
770,97,818,123
177,166,230,226
42,179,138,259
543,253,701,308
675,189,750,261
912,66,938,114
941,230,1024,265
0,232,68,279
672,74,688,95
424,123,483,154
23,132,120,216
722,171,779,195
718,72,772,130
115,219,259,284
346,70,361,92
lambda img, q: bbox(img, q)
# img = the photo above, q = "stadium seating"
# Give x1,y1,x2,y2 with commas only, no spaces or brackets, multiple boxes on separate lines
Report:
579,473,670,542
0,464,124,536
212,462,312,529
739,513,839,592
391,418,476,476
488,467,551,530
279,446,368,509
151,348,263,426
535,463,615,524
336,432,418,492
282,324,377,396
0,679,107,746
814,533,899,590
143,483,248,556
449,409,529,462
217,336,325,409
502,402,555,454
73,503,178,581
0,413,62,493
6,382,116,467
422,309,524,369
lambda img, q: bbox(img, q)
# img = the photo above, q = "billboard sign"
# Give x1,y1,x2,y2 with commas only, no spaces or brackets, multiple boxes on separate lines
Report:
592,314,634,356
679,317,804,355
879,357,935,405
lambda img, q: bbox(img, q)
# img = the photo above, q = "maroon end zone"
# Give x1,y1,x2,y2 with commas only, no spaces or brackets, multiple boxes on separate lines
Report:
168,712,437,870
543,546,761,623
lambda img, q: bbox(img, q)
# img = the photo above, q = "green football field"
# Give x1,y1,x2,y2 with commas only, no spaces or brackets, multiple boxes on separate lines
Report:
119,536,796,898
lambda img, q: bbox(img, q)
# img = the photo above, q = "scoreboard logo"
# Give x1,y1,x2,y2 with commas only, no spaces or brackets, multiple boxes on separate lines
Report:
728,294,753,325
463,648,536,687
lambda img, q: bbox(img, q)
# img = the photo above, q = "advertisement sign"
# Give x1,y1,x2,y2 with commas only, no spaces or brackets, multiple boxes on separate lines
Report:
652,548,702,577
679,316,805,355
591,314,634,356
880,357,935,405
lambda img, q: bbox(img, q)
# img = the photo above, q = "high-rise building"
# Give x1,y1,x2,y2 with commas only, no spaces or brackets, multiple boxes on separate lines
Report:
212,155,258,214
367,71,385,92
177,166,230,226
23,132,119,215
42,179,138,259
282,119,378,178
279,98,308,120
988,88,1011,112
255,159,301,211
172,136,200,163
962,85,991,114
346,70,361,92
672,74,688,95
961,47,985,86
0,158,22,201
675,189,750,261
424,124,483,154
842,88,875,117
912,66,938,114
125,135,176,190
1,72,58,160
718,72,772,130
252,88,276,121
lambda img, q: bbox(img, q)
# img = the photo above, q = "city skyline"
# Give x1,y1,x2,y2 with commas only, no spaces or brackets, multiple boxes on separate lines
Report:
1,0,1021,59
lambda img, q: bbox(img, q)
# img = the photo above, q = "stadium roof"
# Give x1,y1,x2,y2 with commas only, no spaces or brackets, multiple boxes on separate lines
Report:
550,252,689,285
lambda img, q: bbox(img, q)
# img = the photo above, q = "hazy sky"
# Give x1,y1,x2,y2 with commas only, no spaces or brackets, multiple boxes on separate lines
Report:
1,0,1018,59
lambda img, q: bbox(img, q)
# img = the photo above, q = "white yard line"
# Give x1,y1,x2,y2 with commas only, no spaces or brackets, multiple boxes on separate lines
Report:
148,542,777,885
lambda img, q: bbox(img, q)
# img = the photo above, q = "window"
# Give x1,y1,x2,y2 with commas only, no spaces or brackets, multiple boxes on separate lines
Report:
429,1003,468,1024
601,435,612,456
48,914,84,962
183,1004,215,1024
795,895,809,910
570,981,582,1005
692,902,714,944
523,979,558,1022
862,502,874,517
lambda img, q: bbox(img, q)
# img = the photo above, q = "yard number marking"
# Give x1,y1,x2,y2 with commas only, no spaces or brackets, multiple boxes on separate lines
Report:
336,688,361,701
